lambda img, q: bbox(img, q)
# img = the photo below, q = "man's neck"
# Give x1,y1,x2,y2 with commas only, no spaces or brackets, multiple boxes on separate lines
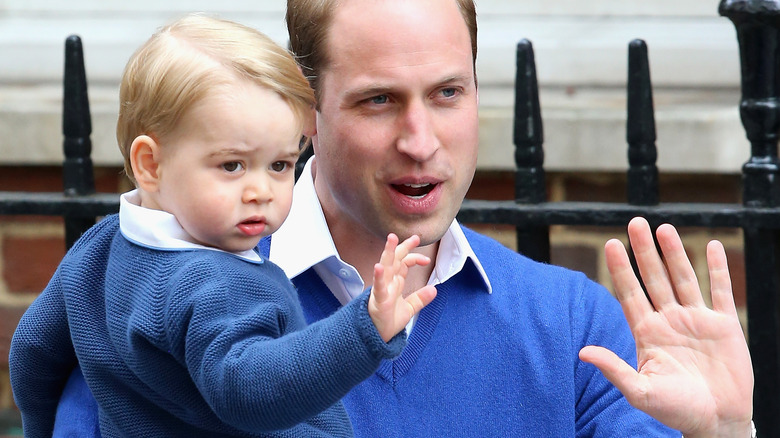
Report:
310,159,439,295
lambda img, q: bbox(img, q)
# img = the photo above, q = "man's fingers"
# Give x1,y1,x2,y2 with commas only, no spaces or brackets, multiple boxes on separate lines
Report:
605,237,653,328
655,224,705,308
579,345,644,408
627,217,675,310
707,240,737,317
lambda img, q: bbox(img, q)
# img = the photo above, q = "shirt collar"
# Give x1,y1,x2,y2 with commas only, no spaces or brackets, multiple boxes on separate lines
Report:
270,157,491,293
119,190,262,263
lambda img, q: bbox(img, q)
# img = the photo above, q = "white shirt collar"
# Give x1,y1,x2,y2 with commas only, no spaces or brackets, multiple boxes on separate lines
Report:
269,158,336,278
270,158,492,296
119,190,262,263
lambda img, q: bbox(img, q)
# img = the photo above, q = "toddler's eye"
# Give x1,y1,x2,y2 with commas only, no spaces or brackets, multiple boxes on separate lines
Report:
270,161,289,173
222,162,243,173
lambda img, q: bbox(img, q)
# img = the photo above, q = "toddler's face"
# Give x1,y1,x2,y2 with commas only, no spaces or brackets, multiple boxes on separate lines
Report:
154,81,301,252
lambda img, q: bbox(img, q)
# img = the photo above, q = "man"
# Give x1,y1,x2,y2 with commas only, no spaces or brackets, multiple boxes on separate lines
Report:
50,0,754,436
273,0,753,436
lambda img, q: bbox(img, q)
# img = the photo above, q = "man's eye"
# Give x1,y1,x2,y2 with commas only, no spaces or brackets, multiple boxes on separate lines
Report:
370,95,388,105
270,161,289,173
440,88,457,98
222,162,243,173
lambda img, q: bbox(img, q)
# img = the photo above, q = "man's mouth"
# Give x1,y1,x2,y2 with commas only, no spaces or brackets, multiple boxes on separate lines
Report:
393,183,436,199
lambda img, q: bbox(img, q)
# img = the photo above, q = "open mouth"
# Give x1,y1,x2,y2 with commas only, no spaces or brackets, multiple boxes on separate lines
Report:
393,183,436,199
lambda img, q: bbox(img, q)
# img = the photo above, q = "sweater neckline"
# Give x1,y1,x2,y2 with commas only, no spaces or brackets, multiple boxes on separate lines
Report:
292,267,448,386
376,281,447,385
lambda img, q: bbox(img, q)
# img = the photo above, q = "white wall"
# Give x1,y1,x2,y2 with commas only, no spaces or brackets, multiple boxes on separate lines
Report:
0,0,749,172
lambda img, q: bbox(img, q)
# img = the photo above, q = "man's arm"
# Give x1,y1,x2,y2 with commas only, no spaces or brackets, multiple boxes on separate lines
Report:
579,217,754,438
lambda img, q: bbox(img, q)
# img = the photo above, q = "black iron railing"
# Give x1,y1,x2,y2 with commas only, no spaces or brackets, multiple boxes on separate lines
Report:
464,2,780,435
1,1,778,435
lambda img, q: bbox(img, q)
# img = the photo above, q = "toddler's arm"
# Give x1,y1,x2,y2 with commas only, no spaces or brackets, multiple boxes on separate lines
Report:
368,234,438,342
10,273,79,437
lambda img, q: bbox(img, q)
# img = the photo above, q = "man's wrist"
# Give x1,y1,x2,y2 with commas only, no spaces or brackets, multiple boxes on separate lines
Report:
681,420,756,438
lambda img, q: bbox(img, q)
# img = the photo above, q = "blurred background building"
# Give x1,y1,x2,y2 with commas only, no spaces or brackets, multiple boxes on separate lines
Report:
0,0,748,428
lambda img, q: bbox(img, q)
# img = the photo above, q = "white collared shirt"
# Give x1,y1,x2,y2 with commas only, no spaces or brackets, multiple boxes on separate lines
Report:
119,190,262,263
270,158,492,328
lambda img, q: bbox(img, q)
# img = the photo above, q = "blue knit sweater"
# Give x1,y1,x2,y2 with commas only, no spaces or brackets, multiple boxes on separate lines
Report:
10,214,404,437
260,228,678,437
16,217,679,437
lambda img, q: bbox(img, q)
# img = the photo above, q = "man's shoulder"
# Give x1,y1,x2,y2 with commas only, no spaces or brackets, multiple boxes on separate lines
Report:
460,224,604,294
460,225,545,269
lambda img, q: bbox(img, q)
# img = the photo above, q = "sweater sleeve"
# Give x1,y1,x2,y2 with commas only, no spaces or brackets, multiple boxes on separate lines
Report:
571,277,678,437
9,270,78,438
167,260,405,433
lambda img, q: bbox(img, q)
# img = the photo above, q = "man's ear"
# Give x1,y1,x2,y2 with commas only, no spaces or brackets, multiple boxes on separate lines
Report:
130,135,162,193
302,107,318,154
302,106,317,138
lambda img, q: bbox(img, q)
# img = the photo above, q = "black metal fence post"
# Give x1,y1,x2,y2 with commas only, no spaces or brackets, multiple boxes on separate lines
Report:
62,35,96,249
719,1,780,436
626,39,659,207
513,39,550,262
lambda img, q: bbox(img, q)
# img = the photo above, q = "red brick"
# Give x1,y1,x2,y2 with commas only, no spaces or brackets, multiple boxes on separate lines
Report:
0,165,125,193
0,216,63,225
551,244,599,282
2,236,65,294
0,167,62,192
0,306,28,366
467,171,515,200
725,247,746,307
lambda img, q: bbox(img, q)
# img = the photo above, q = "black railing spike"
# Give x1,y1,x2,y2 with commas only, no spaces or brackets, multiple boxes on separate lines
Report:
626,39,659,206
513,39,545,205
719,0,780,208
512,39,550,263
63,34,94,197
720,2,780,436
62,35,96,247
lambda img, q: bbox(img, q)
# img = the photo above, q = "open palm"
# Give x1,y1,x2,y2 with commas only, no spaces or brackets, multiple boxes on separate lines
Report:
579,217,753,438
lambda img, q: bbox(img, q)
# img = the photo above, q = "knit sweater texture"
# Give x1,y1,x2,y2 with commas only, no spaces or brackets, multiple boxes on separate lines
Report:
10,214,404,437
15,217,679,437
259,227,679,437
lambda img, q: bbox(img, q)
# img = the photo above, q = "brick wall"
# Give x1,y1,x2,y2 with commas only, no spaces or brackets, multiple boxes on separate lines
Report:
463,170,748,326
0,166,748,419
0,165,128,417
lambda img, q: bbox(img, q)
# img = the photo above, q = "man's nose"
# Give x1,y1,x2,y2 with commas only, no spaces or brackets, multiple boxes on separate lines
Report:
396,101,441,162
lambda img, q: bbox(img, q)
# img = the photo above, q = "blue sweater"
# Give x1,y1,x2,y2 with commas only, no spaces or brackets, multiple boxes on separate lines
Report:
261,228,678,437
10,214,404,437
18,218,678,437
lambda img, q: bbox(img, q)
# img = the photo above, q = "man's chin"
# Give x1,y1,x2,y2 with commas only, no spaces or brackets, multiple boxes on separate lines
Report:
390,222,450,248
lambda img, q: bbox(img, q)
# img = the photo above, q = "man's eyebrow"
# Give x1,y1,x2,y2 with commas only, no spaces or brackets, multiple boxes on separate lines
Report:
344,75,473,100
439,74,472,84
343,84,394,101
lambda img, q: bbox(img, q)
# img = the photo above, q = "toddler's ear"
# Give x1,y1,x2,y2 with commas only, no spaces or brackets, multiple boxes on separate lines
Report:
130,135,162,192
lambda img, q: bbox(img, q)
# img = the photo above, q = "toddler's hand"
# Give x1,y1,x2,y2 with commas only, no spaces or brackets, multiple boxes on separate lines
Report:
368,234,437,342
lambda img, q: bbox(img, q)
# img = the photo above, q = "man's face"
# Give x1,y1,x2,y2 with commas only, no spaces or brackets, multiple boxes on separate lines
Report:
312,0,479,248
